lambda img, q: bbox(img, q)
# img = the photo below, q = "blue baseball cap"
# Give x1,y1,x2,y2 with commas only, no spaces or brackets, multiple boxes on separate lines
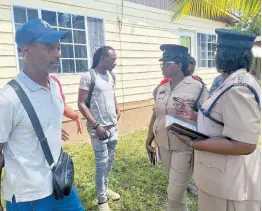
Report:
15,19,68,49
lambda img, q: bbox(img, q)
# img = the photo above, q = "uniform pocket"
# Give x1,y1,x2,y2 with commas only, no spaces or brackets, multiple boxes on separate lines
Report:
195,151,227,172
155,93,168,109
170,151,193,173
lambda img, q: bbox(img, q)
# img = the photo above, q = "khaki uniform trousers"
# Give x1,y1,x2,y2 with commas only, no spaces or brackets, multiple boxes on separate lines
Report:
159,147,193,211
198,189,261,211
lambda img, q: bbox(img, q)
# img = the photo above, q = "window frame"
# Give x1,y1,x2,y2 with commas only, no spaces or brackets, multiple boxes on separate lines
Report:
179,31,196,59
11,5,106,75
197,32,217,69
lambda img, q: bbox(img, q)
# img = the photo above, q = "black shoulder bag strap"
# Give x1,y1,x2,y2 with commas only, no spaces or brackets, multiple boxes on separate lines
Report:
193,82,205,112
85,69,96,108
8,79,56,171
109,71,116,85
200,83,260,126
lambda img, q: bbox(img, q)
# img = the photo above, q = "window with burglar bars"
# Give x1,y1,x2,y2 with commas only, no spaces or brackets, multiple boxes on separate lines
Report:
13,6,105,73
197,33,217,68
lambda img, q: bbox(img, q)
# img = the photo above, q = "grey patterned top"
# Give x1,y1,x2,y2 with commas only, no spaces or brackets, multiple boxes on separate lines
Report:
79,69,117,127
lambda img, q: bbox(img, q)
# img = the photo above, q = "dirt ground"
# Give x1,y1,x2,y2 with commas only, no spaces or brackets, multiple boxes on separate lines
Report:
62,105,153,144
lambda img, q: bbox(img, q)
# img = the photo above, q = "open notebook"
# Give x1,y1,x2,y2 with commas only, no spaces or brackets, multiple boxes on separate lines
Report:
165,115,209,139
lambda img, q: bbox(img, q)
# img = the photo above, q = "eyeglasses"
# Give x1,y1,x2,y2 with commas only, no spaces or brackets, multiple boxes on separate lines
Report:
160,61,176,69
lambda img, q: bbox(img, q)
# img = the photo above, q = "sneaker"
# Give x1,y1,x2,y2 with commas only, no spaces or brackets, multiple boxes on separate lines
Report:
187,185,198,196
98,202,111,211
106,189,120,201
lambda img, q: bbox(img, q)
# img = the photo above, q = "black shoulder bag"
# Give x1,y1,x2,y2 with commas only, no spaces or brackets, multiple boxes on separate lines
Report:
8,79,74,200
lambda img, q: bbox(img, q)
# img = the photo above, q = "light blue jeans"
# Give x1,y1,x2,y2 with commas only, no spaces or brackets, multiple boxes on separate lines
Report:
89,126,118,203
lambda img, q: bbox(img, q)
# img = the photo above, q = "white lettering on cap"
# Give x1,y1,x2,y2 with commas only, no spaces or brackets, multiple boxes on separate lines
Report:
40,20,51,28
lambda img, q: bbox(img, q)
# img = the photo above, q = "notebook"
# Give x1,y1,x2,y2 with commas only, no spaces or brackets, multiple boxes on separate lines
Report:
165,115,209,139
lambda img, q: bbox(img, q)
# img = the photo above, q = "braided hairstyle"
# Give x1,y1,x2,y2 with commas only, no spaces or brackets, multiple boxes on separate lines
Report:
91,46,115,69
216,47,253,73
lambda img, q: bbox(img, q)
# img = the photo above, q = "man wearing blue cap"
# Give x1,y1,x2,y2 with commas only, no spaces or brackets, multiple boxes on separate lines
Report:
0,19,84,211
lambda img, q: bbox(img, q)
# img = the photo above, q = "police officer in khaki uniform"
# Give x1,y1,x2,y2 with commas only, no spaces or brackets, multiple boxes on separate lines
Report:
146,44,208,211
174,29,261,211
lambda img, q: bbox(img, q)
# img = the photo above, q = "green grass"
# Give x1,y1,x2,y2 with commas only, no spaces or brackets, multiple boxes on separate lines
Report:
64,129,198,211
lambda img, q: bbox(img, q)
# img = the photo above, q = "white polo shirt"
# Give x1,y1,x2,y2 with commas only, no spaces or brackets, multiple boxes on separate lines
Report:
0,71,64,202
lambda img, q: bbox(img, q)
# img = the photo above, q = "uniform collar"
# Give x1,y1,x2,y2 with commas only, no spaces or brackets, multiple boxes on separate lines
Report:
224,69,247,84
163,76,192,91
214,69,247,93
173,76,192,90
17,70,53,92
182,76,193,84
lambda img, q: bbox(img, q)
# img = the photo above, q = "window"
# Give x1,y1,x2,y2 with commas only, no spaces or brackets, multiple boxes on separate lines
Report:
179,31,196,58
197,33,216,68
87,17,105,62
181,36,192,55
13,6,105,73
124,0,172,10
13,6,38,71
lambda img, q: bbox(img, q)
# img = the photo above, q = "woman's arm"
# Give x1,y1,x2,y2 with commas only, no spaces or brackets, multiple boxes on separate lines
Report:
64,105,83,134
173,133,256,155
193,138,256,155
146,112,156,153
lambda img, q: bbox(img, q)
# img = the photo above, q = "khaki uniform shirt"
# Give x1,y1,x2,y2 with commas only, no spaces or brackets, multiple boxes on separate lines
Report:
194,69,261,201
153,76,208,151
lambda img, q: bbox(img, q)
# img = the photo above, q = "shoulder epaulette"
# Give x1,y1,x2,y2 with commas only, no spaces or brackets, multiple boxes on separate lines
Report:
192,75,203,84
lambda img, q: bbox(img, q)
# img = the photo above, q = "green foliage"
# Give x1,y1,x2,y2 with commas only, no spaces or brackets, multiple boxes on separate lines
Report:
170,0,261,36
232,14,261,36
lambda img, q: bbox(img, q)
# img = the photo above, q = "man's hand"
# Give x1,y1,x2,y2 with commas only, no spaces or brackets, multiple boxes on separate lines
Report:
62,129,70,142
96,125,108,140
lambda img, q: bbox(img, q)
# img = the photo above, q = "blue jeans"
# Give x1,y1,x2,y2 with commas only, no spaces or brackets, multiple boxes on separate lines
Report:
6,187,84,211
89,126,118,203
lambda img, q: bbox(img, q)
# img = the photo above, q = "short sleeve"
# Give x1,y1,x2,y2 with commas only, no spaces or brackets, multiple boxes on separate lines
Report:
79,73,91,91
0,94,14,143
222,86,261,144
